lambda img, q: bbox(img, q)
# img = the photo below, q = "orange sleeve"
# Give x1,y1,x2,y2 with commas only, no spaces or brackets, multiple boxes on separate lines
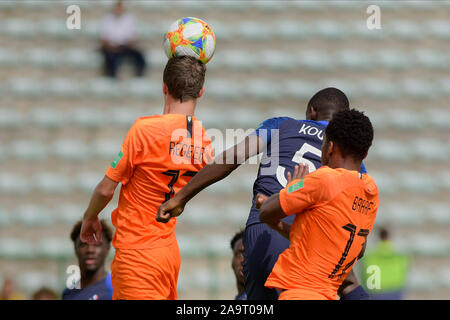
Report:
279,172,324,216
105,120,145,185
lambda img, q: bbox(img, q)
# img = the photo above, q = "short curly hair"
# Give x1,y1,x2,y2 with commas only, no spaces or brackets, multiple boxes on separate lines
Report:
325,109,374,161
230,229,245,251
70,219,113,245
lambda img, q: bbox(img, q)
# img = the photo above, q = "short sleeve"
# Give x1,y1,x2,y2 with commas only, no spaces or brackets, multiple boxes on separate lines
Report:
279,172,324,216
249,117,292,146
105,121,143,185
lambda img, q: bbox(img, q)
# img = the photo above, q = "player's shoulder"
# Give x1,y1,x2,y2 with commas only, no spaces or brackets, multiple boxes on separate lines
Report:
279,118,328,129
307,166,341,185
300,119,329,127
257,116,294,128
132,114,182,133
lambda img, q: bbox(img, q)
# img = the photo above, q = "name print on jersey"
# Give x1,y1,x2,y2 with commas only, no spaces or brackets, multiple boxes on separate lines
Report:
352,195,375,215
298,124,325,140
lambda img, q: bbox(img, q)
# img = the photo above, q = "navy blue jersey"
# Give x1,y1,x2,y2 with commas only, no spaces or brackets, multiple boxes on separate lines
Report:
247,117,367,227
62,273,113,300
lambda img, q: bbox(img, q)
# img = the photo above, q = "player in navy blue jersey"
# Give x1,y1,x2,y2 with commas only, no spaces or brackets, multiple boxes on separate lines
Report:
62,220,114,300
157,87,369,300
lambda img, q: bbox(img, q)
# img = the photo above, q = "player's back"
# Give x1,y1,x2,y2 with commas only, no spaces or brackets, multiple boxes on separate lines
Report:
266,166,379,299
247,118,328,227
106,113,211,250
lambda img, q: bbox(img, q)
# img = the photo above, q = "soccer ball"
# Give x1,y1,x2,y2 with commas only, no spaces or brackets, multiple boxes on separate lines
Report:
163,17,216,64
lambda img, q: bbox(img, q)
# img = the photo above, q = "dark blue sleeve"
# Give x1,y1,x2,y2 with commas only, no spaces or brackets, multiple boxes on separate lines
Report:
250,117,292,146
105,273,113,300
360,162,367,174
340,285,370,300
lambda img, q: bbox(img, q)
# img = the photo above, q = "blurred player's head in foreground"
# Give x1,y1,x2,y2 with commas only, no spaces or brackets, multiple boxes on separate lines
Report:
71,220,113,277
162,56,206,115
379,227,390,241
113,0,125,16
321,109,373,170
32,287,58,300
230,230,245,294
306,87,349,121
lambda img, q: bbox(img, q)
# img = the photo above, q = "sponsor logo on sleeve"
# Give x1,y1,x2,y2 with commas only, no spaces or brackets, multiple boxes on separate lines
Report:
111,151,124,169
288,179,304,193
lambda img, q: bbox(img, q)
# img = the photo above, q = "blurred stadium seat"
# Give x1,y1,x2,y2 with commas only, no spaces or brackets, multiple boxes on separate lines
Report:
0,172,31,194
0,238,34,259
0,207,12,228
17,272,60,295
29,107,66,129
407,268,436,292
15,204,54,227
52,139,90,161
37,238,74,260
32,172,72,194
10,140,47,161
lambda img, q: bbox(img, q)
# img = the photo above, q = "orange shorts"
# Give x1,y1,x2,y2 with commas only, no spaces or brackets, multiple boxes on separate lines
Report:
111,240,181,300
278,288,334,300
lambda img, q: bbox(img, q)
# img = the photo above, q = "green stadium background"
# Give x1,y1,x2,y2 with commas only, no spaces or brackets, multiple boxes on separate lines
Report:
0,0,449,300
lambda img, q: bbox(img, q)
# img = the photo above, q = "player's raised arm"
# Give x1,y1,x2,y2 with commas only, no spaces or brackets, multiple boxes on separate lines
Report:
80,175,119,245
156,134,265,223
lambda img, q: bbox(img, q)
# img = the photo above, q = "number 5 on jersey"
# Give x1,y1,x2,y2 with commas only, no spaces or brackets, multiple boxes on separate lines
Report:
276,143,321,187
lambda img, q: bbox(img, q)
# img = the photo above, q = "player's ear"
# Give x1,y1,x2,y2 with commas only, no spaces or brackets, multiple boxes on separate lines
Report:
162,82,168,95
310,106,318,121
327,141,335,157
197,86,205,99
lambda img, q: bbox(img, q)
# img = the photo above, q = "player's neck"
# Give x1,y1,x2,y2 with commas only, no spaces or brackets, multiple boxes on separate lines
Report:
328,157,361,172
80,267,107,289
163,96,196,116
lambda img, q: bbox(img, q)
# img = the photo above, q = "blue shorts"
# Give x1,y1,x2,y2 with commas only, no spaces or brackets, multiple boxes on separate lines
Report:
242,222,290,300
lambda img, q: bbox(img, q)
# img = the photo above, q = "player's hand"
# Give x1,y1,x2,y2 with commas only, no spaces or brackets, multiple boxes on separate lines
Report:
80,217,102,245
286,163,309,184
255,193,269,209
156,197,185,223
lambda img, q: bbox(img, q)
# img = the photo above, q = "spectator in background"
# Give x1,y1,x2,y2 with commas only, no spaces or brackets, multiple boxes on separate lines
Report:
100,0,147,78
230,230,247,300
62,220,113,300
0,277,25,300
32,287,58,300
360,227,410,300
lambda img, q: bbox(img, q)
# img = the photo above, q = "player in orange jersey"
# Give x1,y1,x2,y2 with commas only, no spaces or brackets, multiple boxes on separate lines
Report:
79,56,212,300
258,109,378,300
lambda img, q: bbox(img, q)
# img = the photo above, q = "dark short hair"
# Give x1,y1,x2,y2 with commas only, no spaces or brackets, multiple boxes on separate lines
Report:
230,229,245,251
32,287,58,300
379,227,389,240
163,56,206,102
308,87,350,113
325,109,374,161
70,219,113,245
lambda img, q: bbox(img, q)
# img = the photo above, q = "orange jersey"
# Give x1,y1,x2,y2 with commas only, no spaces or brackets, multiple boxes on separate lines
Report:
106,114,212,250
265,166,379,300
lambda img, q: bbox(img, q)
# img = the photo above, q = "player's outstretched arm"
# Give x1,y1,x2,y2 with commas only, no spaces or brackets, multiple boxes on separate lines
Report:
80,175,118,245
156,134,264,223
258,194,291,239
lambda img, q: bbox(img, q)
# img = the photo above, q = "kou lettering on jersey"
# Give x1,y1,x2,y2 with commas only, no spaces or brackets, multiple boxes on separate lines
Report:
298,124,325,140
